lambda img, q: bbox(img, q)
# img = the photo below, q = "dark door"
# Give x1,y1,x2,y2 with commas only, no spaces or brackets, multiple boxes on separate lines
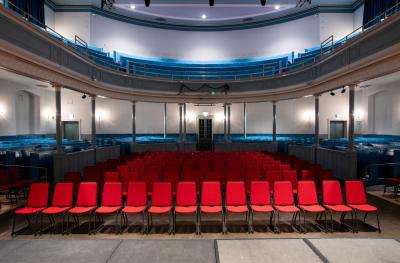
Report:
198,118,212,151
330,121,346,139
63,121,80,140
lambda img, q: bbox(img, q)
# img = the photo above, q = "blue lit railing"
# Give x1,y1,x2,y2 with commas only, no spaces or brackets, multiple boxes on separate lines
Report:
2,1,400,81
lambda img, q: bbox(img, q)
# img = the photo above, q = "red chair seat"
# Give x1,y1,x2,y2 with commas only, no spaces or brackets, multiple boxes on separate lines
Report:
15,207,45,215
226,205,248,213
201,206,222,213
96,206,121,214
299,205,325,213
148,206,172,214
324,204,352,212
122,206,146,214
175,206,197,214
42,207,70,214
251,205,274,213
69,206,96,214
275,205,299,213
348,204,377,212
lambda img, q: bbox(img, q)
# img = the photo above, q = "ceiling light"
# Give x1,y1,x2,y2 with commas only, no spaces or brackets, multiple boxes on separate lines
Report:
330,91,335,96
97,95,107,99
275,5,280,10
82,93,87,99
201,14,207,19
130,4,135,9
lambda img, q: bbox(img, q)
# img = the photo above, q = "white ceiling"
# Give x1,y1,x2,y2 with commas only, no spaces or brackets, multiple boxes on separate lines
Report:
50,0,360,27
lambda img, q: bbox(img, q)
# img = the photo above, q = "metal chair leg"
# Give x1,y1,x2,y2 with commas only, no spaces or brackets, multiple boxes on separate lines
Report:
11,214,16,236
376,211,381,233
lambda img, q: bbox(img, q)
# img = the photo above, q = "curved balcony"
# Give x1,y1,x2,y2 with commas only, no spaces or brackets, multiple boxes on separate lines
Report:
0,3,400,103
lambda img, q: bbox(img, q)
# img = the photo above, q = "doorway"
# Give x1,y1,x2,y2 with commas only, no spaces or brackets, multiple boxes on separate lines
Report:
62,121,80,140
198,118,212,151
329,120,347,139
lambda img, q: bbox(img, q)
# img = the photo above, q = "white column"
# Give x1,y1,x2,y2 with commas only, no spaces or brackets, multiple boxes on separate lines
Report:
163,103,167,138
348,84,356,151
227,103,231,141
272,101,277,143
132,101,136,144
183,103,187,142
243,103,247,138
54,84,62,154
91,96,96,148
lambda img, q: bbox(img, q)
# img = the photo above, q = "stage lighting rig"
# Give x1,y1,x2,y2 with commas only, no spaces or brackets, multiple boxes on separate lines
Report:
261,0,267,6
100,0,115,9
296,0,312,7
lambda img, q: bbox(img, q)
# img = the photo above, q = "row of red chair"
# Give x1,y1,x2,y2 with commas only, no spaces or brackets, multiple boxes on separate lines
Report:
12,180,380,235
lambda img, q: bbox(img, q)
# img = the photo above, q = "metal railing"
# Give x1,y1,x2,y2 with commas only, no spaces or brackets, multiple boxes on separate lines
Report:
2,0,400,81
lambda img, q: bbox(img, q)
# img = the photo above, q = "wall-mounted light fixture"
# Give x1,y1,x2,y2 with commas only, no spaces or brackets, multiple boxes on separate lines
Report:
0,103,6,117
43,108,55,120
355,109,364,120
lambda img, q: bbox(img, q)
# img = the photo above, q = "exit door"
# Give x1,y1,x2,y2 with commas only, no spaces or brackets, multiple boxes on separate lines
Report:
329,121,346,139
198,118,212,151
63,121,80,140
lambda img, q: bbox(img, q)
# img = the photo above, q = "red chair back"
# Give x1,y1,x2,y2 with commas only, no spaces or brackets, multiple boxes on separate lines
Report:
151,182,172,207
345,180,367,205
52,183,73,207
123,172,141,192
226,182,246,206
282,170,298,190
104,172,119,182
117,165,129,178
274,181,294,206
126,182,147,207
206,171,221,182
101,182,122,207
176,182,197,206
265,170,281,190
27,183,49,207
76,182,97,207
164,171,179,194
183,171,199,184
322,180,343,205
65,172,81,194
201,182,221,206
297,181,318,205
250,181,271,205
226,170,242,181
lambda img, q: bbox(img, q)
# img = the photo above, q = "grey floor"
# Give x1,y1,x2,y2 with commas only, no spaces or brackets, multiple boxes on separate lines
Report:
0,238,400,263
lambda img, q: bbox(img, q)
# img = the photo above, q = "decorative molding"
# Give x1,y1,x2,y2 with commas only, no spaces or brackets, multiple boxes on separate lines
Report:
44,0,364,32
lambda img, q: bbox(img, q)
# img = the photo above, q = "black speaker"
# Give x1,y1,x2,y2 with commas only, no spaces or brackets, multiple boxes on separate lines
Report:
145,0,150,7
261,0,267,6
209,0,214,7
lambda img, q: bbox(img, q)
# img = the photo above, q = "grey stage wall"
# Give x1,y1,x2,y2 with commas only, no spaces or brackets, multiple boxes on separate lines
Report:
288,145,357,180
131,142,197,153
214,142,278,152
53,145,120,182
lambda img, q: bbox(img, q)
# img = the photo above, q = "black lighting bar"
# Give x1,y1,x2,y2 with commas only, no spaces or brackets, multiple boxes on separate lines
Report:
145,0,151,7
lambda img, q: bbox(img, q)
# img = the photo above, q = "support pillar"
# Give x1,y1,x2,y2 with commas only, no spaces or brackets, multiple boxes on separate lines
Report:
54,84,62,154
272,102,277,143
183,103,187,142
179,103,183,142
314,95,320,164
348,84,356,151
163,103,167,139
227,103,231,142
243,103,247,138
132,101,136,145
91,96,96,149
223,103,227,142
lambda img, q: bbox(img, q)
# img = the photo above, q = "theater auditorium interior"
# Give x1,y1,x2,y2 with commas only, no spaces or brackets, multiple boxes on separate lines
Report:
0,0,400,262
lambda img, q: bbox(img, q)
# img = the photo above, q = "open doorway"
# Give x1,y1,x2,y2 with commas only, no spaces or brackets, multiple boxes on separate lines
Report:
62,121,80,140
329,120,347,139
198,117,212,151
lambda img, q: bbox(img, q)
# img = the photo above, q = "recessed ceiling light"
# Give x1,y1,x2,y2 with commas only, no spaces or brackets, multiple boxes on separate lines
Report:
201,14,207,19
130,4,135,9
275,5,280,10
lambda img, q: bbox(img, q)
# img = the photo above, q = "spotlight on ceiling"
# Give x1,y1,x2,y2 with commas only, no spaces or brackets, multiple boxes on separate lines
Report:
100,0,115,9
145,0,150,7
209,0,214,7
330,91,335,96
341,87,346,94
261,0,267,6
296,0,312,7
82,93,87,99
130,4,136,9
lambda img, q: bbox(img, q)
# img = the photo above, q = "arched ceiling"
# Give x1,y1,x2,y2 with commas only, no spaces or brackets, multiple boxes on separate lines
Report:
49,0,361,29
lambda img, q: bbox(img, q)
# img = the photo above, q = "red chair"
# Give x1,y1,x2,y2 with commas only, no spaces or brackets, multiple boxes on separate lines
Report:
11,183,49,236
345,180,381,233
148,182,173,234
245,170,262,193
144,171,160,195
301,170,319,189
0,167,16,203
265,170,281,191
225,182,250,233
122,171,141,195
164,171,179,195
205,171,221,182
226,169,242,181
41,183,73,234
322,180,354,233
282,170,298,194
199,182,224,234
319,170,334,189
104,172,120,182
65,172,81,195
273,181,300,233
121,182,147,234
174,182,199,234
297,181,326,233
279,164,291,171
67,182,98,234
95,182,123,234
249,181,274,233
117,165,129,179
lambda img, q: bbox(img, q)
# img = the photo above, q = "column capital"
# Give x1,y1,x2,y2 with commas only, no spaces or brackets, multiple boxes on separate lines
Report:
51,83,62,90
91,95,97,100
131,100,137,104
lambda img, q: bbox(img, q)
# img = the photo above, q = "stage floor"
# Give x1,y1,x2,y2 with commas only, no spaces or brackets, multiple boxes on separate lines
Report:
0,238,399,263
